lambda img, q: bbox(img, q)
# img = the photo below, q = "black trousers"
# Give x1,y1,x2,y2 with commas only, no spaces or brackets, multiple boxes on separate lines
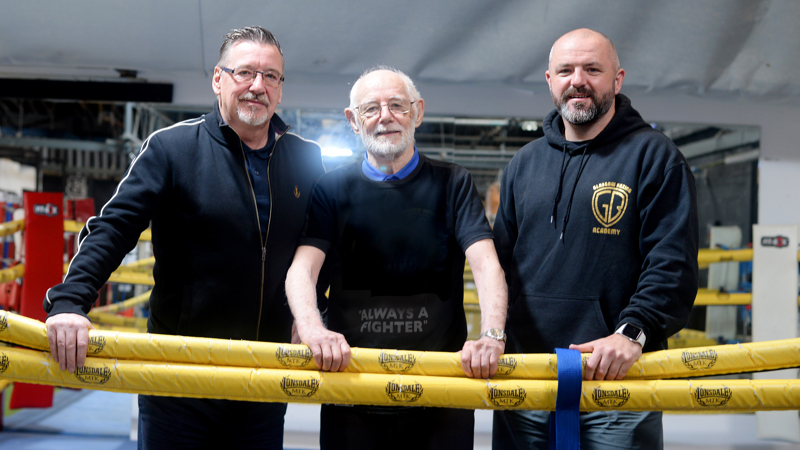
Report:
137,395,287,449
320,404,475,450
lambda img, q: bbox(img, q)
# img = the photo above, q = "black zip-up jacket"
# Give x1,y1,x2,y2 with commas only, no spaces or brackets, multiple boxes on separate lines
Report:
494,94,699,354
45,104,325,343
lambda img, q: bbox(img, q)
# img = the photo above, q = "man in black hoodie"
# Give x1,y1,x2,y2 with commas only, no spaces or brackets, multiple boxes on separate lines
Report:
492,29,698,449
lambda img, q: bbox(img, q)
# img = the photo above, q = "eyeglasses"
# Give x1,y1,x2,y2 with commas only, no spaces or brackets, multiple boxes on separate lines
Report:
354,99,415,118
220,67,285,87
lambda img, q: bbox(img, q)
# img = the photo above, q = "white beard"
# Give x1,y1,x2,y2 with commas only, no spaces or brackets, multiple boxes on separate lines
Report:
360,115,416,161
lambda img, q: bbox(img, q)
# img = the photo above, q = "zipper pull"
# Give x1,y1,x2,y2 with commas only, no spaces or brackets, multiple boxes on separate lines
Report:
262,246,266,262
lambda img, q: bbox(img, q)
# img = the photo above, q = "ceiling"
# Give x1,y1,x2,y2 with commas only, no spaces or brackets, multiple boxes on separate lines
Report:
0,0,791,192
2,0,799,106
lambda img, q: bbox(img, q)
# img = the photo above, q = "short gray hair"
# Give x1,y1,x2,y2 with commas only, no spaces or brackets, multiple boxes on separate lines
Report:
348,65,421,109
217,26,284,69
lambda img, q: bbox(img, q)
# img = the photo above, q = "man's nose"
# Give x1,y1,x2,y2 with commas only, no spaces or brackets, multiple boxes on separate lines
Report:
570,68,587,87
250,74,268,93
378,104,395,123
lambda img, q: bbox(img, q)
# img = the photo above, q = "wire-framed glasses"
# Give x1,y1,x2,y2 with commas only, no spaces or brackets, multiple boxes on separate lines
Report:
220,67,285,87
354,99,415,118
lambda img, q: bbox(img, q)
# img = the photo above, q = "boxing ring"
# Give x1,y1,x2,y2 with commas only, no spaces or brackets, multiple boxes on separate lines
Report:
0,311,799,412
1,193,799,447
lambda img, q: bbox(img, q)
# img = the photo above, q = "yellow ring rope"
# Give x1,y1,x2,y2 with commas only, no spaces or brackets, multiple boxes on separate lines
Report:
2,311,798,380
93,290,151,314
0,346,797,412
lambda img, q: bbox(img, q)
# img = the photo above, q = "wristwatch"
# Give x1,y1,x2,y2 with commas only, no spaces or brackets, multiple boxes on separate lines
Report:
479,328,507,343
615,323,646,347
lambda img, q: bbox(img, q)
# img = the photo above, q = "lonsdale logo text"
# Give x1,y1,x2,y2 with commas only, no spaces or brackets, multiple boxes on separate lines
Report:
694,386,732,406
0,353,9,373
592,386,630,407
0,313,7,332
87,336,106,355
378,352,416,373
75,365,112,384
496,356,517,376
280,376,319,397
385,380,424,403
681,349,717,370
276,346,313,368
487,386,527,407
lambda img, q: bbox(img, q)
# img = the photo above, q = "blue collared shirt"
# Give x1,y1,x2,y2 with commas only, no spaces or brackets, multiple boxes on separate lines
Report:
361,147,419,181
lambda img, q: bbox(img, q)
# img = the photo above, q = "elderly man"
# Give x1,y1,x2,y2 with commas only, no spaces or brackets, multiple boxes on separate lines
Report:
492,28,699,449
43,26,325,448
285,66,508,450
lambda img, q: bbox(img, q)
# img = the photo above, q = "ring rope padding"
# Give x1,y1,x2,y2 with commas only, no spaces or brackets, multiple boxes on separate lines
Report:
0,346,798,412
92,290,152,314
2,311,799,380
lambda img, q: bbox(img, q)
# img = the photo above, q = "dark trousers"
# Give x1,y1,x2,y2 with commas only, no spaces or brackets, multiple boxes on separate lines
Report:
137,395,287,449
493,409,663,450
320,404,475,450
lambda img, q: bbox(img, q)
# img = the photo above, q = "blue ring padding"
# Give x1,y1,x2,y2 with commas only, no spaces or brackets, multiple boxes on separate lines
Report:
549,348,582,450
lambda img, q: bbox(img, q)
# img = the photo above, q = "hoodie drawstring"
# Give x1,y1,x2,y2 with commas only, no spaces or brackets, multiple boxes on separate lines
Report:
560,145,590,241
550,145,570,227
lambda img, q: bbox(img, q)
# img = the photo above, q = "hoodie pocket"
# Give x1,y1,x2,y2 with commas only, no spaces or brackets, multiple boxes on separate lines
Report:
506,292,611,353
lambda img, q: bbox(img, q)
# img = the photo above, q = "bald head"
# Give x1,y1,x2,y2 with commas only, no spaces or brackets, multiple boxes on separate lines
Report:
549,28,620,72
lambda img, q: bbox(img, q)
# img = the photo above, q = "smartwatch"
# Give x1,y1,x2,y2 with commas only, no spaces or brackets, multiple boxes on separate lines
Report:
615,323,646,347
479,328,507,343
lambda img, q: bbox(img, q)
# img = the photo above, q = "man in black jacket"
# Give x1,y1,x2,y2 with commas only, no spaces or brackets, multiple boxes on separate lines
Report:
492,29,698,449
43,26,325,449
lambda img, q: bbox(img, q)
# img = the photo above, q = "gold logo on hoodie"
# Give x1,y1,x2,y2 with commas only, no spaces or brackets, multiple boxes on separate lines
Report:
592,182,631,233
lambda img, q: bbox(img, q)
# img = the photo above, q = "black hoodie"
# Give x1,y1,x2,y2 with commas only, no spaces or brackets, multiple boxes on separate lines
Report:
493,94,698,354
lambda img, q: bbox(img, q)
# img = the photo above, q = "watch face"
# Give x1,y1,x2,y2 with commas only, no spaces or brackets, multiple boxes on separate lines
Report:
483,328,506,341
620,324,642,340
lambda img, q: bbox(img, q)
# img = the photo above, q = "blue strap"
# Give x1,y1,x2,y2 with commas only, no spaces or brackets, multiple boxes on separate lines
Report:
549,348,582,450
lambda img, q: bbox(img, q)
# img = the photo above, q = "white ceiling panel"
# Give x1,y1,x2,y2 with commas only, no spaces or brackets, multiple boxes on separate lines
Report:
1,0,798,109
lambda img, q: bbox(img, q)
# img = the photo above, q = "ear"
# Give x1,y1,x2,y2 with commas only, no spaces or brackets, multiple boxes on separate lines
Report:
345,108,361,134
413,98,425,128
276,85,283,105
614,68,625,94
545,69,552,88
212,67,222,95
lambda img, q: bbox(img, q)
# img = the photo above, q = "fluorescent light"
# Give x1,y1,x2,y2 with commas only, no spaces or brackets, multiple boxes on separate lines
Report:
321,147,353,157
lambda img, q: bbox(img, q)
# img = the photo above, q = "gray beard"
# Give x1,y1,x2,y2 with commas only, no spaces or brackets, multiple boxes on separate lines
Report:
237,105,269,126
554,87,615,126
